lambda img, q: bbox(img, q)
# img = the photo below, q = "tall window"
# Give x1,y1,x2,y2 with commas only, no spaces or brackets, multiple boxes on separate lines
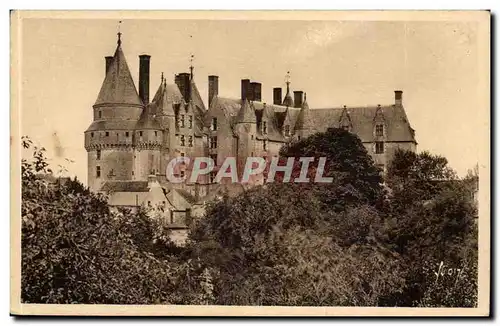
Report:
105,132,109,137
96,149,101,160
209,154,217,165
91,132,94,138
98,110,102,119
209,171,216,183
125,131,129,137
154,131,158,137
284,125,290,136
262,121,267,134
263,140,267,151
375,141,384,154
188,136,193,147
180,114,185,128
180,135,185,146
211,117,218,131
375,124,384,137
96,166,101,178
188,115,193,129
210,136,218,149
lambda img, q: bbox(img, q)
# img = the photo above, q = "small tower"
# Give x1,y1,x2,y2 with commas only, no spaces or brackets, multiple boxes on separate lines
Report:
235,98,257,180
84,31,144,192
295,92,314,139
282,71,294,108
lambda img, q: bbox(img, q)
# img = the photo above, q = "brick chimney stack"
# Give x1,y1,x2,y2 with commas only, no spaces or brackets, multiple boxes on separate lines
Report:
208,75,219,108
138,55,151,105
105,56,113,75
395,90,403,106
273,87,282,105
241,79,251,101
176,73,191,103
251,82,262,102
293,91,304,108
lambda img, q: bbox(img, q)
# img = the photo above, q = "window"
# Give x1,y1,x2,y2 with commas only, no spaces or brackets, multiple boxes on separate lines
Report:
263,140,267,151
188,136,193,147
298,136,301,141
210,136,218,149
375,124,384,137
180,170,185,178
284,125,290,136
375,141,384,154
209,171,216,183
132,171,134,176
96,149,101,160
251,135,254,140
105,132,109,137
262,121,267,134
210,154,217,164
180,114,185,128
341,125,350,131
90,132,94,138
96,166,101,178
109,169,115,177
181,152,185,157
211,117,218,131
188,115,193,129
180,135,185,146
98,110,102,119
147,201,151,207
125,131,129,137
155,131,158,137
139,131,143,137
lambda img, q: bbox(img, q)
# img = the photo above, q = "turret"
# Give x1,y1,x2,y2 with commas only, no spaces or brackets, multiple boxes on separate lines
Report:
84,32,143,192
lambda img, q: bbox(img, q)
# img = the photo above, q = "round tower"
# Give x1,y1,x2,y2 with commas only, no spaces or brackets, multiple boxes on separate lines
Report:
84,33,144,192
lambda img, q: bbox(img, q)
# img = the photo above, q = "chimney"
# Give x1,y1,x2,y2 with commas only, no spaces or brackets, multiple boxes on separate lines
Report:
251,82,262,102
241,79,251,101
208,75,219,108
105,56,113,74
175,73,191,102
293,91,304,108
273,87,282,105
395,90,403,106
138,55,151,105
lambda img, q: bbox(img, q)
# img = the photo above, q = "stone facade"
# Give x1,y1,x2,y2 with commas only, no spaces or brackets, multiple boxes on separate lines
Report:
85,35,418,227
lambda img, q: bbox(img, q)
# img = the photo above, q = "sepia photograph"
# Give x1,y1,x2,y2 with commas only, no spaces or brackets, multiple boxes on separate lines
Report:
10,10,490,316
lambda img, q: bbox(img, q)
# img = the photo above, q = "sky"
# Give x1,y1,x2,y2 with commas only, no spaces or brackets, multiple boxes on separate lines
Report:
18,15,486,184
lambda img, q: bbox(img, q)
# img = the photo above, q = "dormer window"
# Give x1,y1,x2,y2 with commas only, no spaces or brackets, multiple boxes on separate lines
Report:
188,115,193,129
284,125,290,137
211,117,218,131
375,141,384,154
375,124,384,137
180,115,185,128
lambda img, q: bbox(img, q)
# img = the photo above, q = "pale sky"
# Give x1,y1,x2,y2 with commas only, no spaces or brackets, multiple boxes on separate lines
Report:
19,16,484,183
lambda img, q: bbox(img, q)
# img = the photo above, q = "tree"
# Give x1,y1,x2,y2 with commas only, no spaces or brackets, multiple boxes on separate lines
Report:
21,137,214,304
384,149,478,307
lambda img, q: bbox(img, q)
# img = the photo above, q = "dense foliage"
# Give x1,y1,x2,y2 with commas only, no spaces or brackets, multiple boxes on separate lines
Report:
20,128,478,306
21,137,214,304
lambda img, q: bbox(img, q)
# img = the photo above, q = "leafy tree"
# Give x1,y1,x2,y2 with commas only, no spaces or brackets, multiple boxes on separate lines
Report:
21,137,214,304
384,149,478,307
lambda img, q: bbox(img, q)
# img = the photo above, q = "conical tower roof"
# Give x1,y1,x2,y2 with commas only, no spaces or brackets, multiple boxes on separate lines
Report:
94,36,142,107
236,99,256,124
295,93,314,130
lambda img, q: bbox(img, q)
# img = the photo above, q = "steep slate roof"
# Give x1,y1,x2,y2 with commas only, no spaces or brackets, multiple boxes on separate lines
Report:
101,181,149,193
235,99,256,123
206,95,415,143
94,43,142,107
310,104,416,142
136,97,161,130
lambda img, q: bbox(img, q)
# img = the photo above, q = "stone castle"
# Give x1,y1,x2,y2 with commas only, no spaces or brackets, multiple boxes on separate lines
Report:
84,33,417,228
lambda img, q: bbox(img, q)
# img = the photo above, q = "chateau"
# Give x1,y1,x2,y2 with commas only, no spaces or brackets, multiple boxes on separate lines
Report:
84,34,417,230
